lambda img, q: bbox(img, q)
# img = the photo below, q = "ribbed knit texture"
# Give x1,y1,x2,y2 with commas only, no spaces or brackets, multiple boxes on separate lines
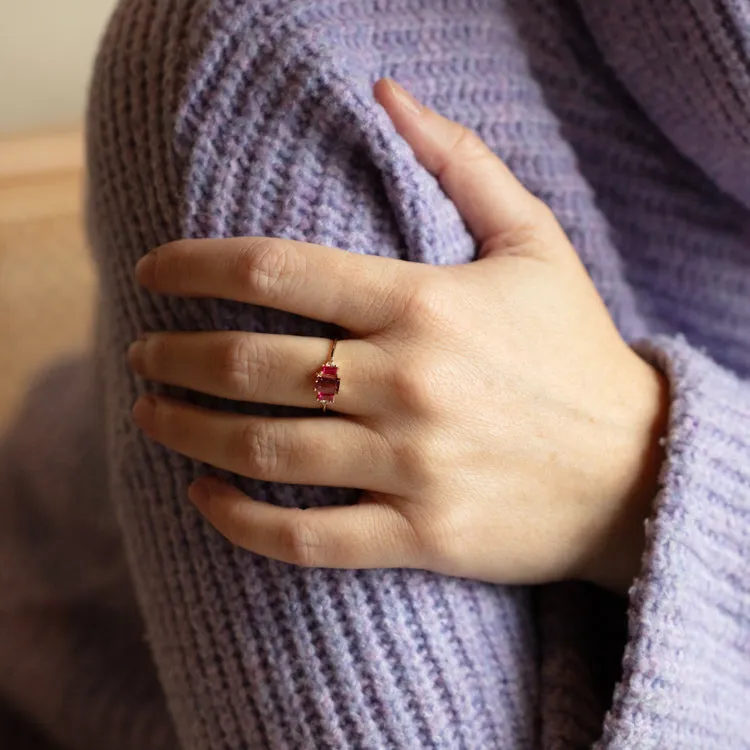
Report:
1,0,749,748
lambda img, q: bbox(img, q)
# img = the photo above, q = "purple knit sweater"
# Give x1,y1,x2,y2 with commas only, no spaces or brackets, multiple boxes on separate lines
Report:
1,0,749,748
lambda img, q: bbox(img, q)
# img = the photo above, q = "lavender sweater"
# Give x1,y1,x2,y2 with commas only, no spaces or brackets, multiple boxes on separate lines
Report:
1,1,749,748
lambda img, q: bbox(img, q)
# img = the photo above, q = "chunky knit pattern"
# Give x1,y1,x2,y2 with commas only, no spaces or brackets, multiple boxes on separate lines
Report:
1,1,749,748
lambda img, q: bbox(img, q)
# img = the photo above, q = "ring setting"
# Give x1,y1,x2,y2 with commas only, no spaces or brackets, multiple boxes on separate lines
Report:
314,339,341,411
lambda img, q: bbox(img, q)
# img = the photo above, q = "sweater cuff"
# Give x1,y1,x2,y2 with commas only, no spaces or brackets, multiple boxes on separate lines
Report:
597,335,750,748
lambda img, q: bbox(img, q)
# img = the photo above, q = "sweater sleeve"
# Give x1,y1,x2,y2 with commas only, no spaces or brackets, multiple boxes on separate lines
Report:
594,335,750,748
84,1,750,749
0,357,176,750
84,2,536,749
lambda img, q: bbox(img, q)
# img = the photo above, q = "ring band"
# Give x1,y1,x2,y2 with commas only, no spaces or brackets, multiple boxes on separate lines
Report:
314,339,341,412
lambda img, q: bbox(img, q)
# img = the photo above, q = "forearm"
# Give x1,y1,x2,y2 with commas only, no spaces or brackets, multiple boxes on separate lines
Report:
578,355,670,595
595,334,750,746
85,1,534,747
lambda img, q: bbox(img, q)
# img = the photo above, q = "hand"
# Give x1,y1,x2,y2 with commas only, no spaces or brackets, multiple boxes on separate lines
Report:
129,79,668,594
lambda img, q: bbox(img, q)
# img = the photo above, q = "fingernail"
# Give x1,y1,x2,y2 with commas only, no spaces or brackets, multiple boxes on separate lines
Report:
188,479,211,507
135,250,156,286
132,395,157,432
128,340,146,375
386,79,423,116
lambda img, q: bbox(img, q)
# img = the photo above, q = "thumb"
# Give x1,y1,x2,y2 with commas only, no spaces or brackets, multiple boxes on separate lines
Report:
373,78,553,258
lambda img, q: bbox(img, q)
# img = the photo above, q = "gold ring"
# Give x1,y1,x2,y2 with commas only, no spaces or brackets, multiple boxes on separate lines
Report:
313,339,340,412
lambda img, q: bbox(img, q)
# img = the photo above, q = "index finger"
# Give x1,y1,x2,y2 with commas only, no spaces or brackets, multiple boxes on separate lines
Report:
136,237,424,333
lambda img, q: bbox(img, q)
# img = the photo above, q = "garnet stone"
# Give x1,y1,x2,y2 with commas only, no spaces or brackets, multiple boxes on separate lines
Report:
314,364,340,404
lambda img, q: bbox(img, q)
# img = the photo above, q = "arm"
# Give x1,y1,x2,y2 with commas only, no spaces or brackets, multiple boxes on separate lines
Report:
595,336,750,746
85,2,531,748
88,2,750,749
124,75,750,750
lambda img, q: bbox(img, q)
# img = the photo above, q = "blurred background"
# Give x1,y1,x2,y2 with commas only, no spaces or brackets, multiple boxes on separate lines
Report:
0,0,117,426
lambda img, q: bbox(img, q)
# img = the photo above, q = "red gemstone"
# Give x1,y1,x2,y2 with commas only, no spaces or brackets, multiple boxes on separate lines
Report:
314,363,340,404
315,377,340,395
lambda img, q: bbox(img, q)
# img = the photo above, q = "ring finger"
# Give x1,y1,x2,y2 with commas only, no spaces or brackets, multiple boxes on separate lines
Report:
128,331,379,415
132,394,396,492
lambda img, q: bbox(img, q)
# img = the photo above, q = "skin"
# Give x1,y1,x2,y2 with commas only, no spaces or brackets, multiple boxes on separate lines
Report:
129,79,669,596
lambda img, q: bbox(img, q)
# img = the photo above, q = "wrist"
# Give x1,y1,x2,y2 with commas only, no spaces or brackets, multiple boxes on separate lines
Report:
579,352,670,595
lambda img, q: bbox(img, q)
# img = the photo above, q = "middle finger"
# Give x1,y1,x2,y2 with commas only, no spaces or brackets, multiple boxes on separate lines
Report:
131,394,395,492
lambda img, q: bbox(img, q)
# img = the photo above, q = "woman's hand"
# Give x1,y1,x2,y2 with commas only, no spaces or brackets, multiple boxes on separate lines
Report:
129,79,668,594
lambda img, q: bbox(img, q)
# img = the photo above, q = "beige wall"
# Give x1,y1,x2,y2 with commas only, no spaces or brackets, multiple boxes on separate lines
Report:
0,0,118,134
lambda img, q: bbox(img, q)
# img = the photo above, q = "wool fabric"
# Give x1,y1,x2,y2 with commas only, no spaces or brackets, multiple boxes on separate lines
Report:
1,1,749,748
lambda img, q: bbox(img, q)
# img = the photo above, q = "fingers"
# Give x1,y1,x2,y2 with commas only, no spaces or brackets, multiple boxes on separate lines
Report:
132,395,396,493
135,236,426,334
189,477,418,569
373,78,548,250
128,332,379,415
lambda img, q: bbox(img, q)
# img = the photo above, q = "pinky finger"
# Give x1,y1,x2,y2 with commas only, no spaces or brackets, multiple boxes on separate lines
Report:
188,477,418,570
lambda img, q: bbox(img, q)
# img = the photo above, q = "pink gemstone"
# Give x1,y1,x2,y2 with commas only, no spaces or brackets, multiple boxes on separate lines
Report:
315,376,340,395
314,363,340,405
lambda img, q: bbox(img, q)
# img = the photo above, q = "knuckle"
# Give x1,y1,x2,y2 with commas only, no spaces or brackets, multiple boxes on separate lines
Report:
402,275,450,330
439,126,490,188
449,125,487,163
235,240,302,299
278,512,323,567
389,359,438,416
219,336,264,396
527,196,559,237
239,422,282,479
483,211,548,258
